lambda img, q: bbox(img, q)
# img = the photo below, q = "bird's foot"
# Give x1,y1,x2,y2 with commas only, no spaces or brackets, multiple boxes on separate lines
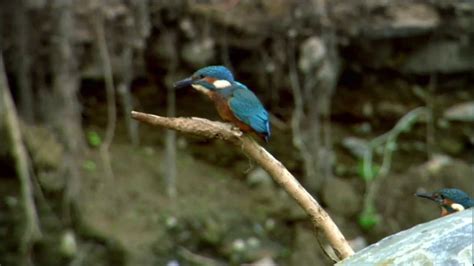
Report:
229,124,243,136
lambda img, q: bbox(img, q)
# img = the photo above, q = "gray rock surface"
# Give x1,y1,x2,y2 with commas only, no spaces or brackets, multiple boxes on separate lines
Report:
322,178,361,217
444,102,474,122
361,2,440,38
403,41,474,74
337,209,473,265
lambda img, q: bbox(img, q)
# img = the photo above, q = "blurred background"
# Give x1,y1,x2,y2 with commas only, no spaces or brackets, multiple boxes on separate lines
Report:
0,0,473,265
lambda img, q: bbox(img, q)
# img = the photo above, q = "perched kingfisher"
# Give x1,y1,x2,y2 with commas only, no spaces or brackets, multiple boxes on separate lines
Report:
174,66,271,142
415,188,474,216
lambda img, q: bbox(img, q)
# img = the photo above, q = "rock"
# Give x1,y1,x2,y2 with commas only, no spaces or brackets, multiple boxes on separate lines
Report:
362,3,440,38
322,177,361,216
376,102,407,118
337,209,473,265
403,41,474,74
298,37,326,74
348,236,367,252
60,230,77,258
247,167,273,187
38,171,65,192
227,237,277,263
250,256,276,266
179,18,197,39
439,137,465,155
444,102,474,122
290,225,331,265
181,38,215,68
202,217,225,245
22,124,64,170
341,137,368,159
420,154,452,175
166,260,179,266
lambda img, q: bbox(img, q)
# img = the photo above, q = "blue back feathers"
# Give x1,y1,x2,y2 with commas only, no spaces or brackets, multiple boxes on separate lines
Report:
438,188,474,208
225,83,271,140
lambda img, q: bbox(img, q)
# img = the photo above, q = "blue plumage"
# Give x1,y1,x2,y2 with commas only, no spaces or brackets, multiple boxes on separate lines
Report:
193,66,234,82
437,188,474,209
228,86,271,138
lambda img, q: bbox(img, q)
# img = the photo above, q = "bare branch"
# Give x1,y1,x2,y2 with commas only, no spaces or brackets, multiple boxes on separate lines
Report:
0,52,42,252
94,11,116,180
131,111,354,260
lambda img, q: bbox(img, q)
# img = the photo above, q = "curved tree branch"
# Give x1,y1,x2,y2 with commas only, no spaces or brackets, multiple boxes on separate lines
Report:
131,111,354,260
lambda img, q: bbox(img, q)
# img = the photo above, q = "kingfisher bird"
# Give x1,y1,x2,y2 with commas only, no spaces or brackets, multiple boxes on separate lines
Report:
415,188,474,216
174,66,271,142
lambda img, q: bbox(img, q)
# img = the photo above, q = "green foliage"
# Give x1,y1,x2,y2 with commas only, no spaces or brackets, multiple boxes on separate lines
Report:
357,159,380,182
87,131,102,147
358,206,380,231
357,107,428,231
82,160,96,172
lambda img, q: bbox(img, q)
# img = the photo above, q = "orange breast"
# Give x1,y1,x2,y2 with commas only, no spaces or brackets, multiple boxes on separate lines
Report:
209,92,253,133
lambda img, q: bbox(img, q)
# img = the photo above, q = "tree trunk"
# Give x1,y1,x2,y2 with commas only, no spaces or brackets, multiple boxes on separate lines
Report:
50,0,84,209
13,0,35,122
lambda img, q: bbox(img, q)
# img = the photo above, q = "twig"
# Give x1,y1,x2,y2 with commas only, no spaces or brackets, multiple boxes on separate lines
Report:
131,111,355,260
94,12,116,180
287,38,318,190
165,31,178,199
0,53,42,252
117,47,139,146
426,74,436,159
165,84,177,198
14,0,34,122
361,107,428,222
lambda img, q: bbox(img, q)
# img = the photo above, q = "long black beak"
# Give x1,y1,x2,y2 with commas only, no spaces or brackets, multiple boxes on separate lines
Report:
415,192,436,202
173,77,193,89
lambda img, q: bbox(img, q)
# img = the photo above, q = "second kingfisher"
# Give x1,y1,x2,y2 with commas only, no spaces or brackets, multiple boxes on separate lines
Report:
415,188,474,216
174,66,271,142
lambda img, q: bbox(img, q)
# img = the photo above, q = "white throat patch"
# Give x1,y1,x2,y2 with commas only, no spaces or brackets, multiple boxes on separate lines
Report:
451,203,465,212
191,84,211,96
213,79,231,89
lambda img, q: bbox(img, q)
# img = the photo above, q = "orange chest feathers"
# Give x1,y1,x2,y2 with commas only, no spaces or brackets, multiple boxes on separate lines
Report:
208,92,253,133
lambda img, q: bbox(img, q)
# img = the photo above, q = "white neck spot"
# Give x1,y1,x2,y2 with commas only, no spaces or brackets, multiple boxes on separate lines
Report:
213,79,231,89
451,203,465,212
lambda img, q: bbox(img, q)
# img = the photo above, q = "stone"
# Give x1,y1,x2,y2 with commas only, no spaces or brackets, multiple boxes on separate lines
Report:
403,41,474,74
420,154,452,175
439,137,465,155
341,137,368,159
337,209,473,265
322,177,361,216
362,3,440,38
298,36,326,74
22,124,64,170
444,102,474,122
250,256,276,266
181,38,215,68
348,236,367,252
290,225,331,265
246,167,273,187
60,230,77,258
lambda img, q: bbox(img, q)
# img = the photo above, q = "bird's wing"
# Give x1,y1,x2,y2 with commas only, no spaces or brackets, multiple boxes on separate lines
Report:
228,87,270,136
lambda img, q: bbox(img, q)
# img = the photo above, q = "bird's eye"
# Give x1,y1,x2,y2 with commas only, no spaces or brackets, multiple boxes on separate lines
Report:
198,74,205,79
